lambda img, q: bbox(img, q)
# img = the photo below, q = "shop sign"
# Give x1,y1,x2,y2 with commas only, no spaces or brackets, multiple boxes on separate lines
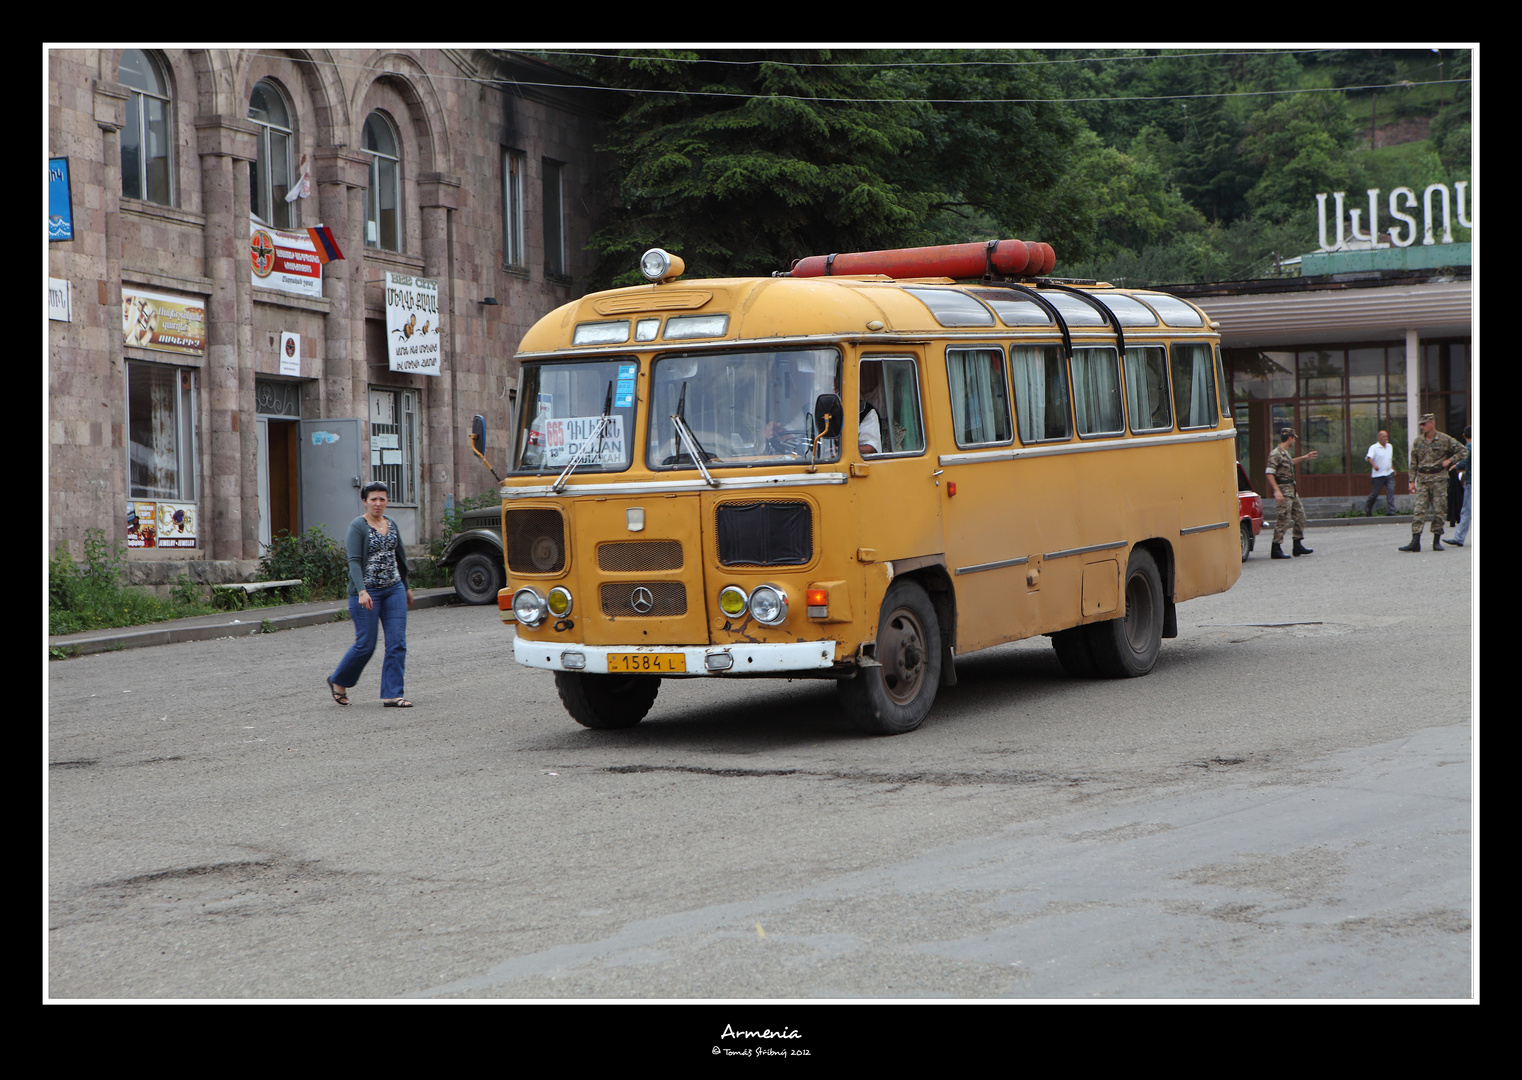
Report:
48,157,74,241
280,331,301,376
126,501,198,549
122,287,206,356
385,272,442,376
49,278,71,322
249,219,322,298
1315,181,1473,251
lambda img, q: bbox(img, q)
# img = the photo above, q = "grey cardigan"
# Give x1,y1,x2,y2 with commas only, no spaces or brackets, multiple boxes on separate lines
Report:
344,515,410,596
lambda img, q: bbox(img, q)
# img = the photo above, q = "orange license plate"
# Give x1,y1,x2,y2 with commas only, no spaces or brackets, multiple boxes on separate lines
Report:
609,653,686,673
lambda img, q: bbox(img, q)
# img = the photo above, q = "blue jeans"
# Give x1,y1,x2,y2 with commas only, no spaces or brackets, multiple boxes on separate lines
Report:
1365,474,1396,516
330,581,407,699
1454,481,1472,544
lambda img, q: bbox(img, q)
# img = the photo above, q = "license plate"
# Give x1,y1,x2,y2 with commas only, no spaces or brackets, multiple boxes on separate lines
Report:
609,652,686,673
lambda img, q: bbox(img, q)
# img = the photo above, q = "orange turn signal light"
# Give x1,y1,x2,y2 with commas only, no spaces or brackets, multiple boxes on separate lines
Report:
806,588,829,607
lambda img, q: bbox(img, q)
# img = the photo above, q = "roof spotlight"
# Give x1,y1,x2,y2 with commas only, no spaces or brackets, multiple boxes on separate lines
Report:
639,248,685,283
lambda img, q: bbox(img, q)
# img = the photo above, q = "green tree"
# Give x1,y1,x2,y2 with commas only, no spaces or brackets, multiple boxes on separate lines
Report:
504,49,1079,286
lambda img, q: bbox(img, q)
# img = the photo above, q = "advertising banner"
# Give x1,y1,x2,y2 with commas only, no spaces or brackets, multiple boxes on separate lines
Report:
126,501,198,549
385,272,442,376
250,220,323,298
122,287,206,356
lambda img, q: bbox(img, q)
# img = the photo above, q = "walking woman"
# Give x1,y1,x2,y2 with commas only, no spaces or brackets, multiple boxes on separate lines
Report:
328,481,414,707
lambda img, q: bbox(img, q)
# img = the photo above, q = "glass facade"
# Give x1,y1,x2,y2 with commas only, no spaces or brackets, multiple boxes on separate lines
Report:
1224,339,1470,497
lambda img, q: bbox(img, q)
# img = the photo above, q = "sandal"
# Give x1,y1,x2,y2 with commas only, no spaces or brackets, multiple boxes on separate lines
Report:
329,680,349,706
383,698,413,708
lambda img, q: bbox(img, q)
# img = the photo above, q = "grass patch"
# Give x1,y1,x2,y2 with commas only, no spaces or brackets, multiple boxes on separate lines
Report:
49,531,218,636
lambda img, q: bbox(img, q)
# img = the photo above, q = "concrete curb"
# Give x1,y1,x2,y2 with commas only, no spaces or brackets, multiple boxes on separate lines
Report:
49,587,463,657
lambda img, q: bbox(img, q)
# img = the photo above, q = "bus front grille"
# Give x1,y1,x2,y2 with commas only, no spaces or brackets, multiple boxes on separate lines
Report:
504,508,565,574
597,540,683,572
600,582,687,618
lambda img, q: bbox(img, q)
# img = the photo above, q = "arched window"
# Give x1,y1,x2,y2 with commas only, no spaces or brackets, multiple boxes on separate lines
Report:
119,50,173,205
248,81,295,228
363,112,400,251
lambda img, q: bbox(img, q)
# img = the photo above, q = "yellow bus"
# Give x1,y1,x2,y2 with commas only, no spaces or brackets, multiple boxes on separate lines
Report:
482,241,1240,735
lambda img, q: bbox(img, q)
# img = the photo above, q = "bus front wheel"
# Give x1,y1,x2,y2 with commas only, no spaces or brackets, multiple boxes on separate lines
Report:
838,580,942,735
1086,548,1164,678
554,671,660,729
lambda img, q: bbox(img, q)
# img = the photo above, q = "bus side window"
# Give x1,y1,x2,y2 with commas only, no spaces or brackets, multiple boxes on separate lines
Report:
1071,347,1124,438
859,358,925,456
1173,343,1219,429
1010,345,1072,443
946,347,1013,448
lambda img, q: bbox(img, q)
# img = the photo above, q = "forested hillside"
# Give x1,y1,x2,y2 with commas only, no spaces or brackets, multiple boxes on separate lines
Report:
497,48,1473,288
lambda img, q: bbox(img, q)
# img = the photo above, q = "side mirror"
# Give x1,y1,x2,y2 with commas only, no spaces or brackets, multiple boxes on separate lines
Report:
471,414,486,451
813,393,843,439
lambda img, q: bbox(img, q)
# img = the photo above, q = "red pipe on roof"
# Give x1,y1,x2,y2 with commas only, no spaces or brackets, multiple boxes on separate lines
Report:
787,239,1055,279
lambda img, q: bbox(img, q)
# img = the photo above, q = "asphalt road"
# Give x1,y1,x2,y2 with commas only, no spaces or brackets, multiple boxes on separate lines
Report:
46,525,1476,1002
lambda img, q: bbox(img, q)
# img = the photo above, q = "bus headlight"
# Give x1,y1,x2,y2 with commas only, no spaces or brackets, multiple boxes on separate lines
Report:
546,587,574,618
512,588,548,627
748,584,789,626
718,585,749,619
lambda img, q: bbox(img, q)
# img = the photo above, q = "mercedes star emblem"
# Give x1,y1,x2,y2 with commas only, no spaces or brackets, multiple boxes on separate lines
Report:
630,586,654,614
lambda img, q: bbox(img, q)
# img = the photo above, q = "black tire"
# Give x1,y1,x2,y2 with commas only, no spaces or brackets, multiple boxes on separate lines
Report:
452,551,502,605
1240,521,1253,562
554,671,660,730
1086,548,1164,678
1051,626,1100,677
837,580,941,735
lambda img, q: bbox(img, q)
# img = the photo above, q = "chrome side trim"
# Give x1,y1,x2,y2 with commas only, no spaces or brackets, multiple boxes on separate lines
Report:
500,472,849,500
1045,540,1126,560
939,426,1235,467
1180,521,1230,535
953,555,1029,576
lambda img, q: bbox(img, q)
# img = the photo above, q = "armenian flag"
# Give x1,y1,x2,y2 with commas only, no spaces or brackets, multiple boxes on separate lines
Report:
307,224,345,265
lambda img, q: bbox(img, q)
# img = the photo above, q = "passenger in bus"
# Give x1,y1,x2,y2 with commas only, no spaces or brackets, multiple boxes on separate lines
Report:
858,361,886,455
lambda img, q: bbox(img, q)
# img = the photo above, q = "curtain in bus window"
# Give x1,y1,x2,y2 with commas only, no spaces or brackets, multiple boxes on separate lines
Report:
946,349,1011,446
1172,343,1218,428
879,359,924,454
1124,347,1171,432
1011,345,1072,442
1072,348,1123,436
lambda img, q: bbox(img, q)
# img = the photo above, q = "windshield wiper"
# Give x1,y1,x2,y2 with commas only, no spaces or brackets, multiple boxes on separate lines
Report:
551,381,614,493
670,382,718,487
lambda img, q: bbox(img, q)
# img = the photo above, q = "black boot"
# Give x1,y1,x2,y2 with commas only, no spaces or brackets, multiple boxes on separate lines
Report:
1398,534,1422,552
1292,539,1313,557
1271,543,1289,559
1432,533,1445,551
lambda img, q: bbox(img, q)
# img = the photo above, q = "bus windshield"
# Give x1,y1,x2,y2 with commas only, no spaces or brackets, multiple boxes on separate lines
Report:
646,348,843,468
512,358,638,474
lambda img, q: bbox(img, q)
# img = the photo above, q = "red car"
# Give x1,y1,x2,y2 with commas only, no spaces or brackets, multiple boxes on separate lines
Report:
1237,462,1263,561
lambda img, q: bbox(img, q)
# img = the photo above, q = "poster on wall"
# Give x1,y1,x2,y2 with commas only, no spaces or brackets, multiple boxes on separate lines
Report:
385,272,442,376
125,501,197,548
126,502,158,548
250,219,323,298
121,287,206,356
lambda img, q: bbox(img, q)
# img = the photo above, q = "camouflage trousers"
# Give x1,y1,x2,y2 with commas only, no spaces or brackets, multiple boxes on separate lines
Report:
1272,486,1307,543
1411,475,1450,535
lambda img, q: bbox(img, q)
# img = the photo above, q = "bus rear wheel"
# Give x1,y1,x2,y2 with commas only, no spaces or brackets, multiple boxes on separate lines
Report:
554,671,660,729
838,580,941,735
1086,548,1164,678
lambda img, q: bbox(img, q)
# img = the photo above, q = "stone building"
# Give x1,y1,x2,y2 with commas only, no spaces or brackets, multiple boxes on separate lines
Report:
46,48,608,584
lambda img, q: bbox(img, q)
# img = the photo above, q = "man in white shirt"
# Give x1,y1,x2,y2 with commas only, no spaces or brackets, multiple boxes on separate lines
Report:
1364,429,1396,516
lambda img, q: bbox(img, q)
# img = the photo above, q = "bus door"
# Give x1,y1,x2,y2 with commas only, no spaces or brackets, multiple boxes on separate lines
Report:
936,345,1043,652
852,354,943,603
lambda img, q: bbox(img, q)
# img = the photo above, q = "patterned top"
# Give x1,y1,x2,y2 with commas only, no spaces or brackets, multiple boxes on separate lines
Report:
1408,431,1468,477
1267,445,1296,488
344,514,409,596
362,521,402,590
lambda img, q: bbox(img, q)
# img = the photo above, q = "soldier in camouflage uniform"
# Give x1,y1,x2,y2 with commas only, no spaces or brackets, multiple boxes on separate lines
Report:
1266,426,1317,558
1399,413,1468,552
